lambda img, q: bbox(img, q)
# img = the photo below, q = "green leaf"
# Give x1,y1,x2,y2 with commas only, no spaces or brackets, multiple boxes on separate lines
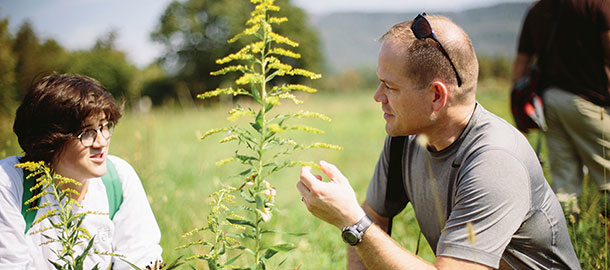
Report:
239,168,253,176
251,110,263,132
74,236,96,270
226,218,256,228
261,230,307,236
263,248,279,259
255,194,264,210
48,259,64,270
265,103,274,112
208,260,217,270
226,232,256,239
223,253,243,266
239,189,255,203
263,243,296,252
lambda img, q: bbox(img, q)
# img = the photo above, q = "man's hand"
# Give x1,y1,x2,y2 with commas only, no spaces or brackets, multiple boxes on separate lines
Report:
296,160,366,229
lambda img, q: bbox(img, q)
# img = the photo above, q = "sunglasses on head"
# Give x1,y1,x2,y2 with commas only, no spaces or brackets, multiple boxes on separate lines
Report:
410,12,462,87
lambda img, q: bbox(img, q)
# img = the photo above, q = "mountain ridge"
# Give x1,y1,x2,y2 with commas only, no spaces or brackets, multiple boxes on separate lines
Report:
311,2,534,71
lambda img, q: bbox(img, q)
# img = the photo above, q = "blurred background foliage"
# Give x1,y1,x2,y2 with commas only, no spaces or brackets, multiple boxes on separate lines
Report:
0,0,513,118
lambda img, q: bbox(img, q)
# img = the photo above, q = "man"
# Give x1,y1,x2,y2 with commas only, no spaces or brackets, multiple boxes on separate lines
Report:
513,0,610,216
297,14,580,269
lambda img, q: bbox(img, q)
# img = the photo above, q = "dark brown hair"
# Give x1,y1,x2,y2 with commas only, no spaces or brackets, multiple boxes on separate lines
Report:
13,74,122,164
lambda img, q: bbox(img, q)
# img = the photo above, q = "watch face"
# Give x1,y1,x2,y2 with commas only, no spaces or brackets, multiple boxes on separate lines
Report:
342,230,359,245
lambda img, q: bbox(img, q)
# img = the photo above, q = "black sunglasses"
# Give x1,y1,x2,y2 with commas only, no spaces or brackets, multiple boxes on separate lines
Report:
411,12,462,87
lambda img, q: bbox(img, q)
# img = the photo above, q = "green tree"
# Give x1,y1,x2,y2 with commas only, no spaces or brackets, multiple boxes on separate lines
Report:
13,21,40,101
0,17,16,115
151,0,322,103
12,21,68,102
65,31,137,103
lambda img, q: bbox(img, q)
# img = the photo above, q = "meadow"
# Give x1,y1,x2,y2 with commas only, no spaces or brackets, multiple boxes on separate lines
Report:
1,80,607,269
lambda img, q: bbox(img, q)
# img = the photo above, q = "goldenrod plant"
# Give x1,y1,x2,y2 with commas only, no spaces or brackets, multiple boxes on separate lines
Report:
16,161,107,270
181,0,340,269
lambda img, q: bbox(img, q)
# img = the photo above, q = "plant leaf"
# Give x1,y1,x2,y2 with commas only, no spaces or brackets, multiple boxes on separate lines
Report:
226,218,256,228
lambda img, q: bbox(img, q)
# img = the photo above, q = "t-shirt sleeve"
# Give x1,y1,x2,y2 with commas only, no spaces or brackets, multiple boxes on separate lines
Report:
365,136,408,217
435,149,531,269
107,156,163,270
0,157,36,269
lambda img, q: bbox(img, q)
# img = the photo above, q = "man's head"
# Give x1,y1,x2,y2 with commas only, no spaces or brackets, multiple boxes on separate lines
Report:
374,14,478,137
13,74,121,166
381,14,478,100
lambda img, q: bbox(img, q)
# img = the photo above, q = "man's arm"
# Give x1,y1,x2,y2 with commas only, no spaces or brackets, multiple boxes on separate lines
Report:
347,202,389,270
511,52,533,83
297,161,492,270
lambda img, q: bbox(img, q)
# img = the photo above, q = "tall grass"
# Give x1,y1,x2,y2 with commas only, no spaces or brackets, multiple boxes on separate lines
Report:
0,83,607,269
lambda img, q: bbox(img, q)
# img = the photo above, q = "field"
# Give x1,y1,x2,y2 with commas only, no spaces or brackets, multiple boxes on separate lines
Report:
1,80,607,269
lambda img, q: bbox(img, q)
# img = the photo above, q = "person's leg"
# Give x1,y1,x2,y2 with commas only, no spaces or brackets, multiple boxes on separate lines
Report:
567,96,610,193
543,88,584,216
544,88,584,194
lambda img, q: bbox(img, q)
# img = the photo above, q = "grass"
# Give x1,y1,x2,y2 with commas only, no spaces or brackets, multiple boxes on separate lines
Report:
0,81,607,269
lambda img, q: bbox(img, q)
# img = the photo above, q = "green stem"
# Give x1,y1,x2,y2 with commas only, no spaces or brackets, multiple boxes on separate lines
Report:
48,171,77,266
253,9,271,270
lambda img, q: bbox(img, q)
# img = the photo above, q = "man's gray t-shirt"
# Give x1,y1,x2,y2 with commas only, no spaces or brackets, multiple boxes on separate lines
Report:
366,104,580,269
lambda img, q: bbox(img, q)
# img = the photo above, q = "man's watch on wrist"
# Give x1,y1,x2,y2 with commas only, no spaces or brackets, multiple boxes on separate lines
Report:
341,215,372,246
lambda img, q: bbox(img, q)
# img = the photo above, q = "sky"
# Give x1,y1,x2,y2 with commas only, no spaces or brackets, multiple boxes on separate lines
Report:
0,0,531,68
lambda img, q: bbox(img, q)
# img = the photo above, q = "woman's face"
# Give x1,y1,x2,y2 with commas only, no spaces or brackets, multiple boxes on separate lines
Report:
53,114,111,182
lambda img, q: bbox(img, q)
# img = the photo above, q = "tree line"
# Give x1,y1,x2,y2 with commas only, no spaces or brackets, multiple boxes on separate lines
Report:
0,0,321,116
0,0,513,117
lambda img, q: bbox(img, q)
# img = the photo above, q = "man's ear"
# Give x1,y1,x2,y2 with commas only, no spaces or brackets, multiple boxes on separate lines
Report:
429,81,448,112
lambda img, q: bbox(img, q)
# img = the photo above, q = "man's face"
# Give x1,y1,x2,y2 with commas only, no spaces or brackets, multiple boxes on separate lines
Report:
54,114,110,181
374,39,433,137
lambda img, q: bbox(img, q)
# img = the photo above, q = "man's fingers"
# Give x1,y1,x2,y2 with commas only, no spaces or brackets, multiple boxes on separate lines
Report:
300,166,322,190
320,160,346,183
296,180,310,196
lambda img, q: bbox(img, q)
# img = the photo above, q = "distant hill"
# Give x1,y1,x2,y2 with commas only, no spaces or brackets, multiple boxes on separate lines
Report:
310,2,534,72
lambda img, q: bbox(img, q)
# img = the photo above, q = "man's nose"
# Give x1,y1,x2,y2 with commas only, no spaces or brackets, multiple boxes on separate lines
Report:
373,83,387,103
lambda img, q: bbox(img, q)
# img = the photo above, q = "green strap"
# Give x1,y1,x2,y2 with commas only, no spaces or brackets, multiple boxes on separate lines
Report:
21,169,38,234
101,159,123,220
22,159,123,233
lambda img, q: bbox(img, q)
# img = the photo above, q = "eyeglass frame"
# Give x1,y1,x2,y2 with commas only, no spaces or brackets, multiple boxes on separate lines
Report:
410,12,463,87
75,122,115,147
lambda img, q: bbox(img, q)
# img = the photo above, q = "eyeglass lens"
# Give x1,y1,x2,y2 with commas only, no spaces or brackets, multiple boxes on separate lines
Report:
79,122,114,147
411,13,463,86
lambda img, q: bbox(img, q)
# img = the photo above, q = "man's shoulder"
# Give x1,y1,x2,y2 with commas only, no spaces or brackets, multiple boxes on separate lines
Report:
464,106,535,160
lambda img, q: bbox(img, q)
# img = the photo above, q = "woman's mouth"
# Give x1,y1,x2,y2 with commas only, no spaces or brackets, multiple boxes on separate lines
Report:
90,152,105,164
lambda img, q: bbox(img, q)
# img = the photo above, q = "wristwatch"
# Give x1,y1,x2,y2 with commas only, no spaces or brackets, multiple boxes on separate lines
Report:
341,215,372,246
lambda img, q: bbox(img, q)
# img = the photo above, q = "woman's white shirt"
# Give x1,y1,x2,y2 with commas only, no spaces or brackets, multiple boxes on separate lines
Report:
0,155,162,270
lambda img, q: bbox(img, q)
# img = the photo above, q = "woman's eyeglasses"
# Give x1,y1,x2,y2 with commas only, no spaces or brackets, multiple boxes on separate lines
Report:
76,122,114,147
411,12,463,87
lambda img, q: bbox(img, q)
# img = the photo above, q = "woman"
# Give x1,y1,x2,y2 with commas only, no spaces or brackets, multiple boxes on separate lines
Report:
0,74,162,269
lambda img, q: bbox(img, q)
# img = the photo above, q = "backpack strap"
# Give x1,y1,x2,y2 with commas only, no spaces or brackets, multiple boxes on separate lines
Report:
21,158,123,234
21,168,38,234
101,159,123,220
385,136,407,236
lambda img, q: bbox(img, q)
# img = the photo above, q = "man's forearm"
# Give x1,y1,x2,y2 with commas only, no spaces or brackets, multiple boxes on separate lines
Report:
352,224,436,270
348,246,367,270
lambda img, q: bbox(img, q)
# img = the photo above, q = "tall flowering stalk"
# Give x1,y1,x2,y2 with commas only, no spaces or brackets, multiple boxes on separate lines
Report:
16,161,105,270
180,0,340,269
